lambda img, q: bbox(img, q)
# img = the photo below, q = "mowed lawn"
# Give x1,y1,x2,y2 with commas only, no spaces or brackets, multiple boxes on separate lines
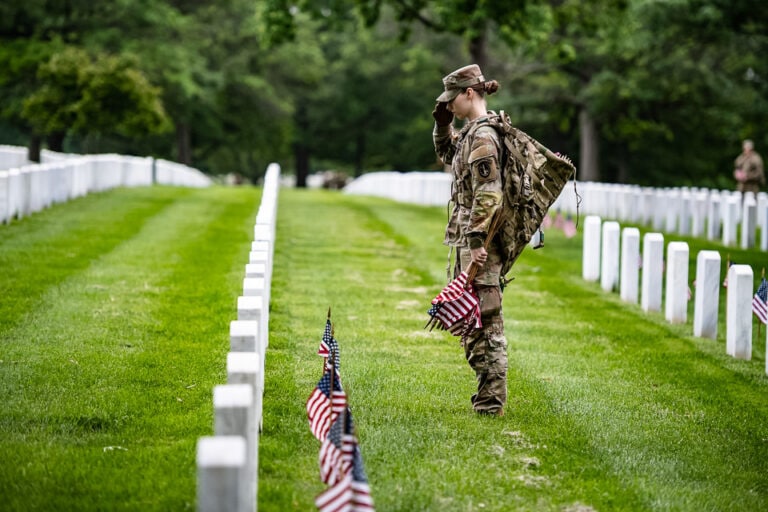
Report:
2,185,768,511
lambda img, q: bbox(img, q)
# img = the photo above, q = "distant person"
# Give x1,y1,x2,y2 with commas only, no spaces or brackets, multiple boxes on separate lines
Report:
432,64,506,416
733,139,764,196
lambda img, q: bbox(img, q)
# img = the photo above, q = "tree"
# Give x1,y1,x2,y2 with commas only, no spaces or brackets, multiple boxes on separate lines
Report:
21,48,170,152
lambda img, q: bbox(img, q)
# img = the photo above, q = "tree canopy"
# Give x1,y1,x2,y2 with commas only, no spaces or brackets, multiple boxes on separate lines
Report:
0,0,766,187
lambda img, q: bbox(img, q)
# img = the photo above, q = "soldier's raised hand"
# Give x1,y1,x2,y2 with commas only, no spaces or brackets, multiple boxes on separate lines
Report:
432,102,454,126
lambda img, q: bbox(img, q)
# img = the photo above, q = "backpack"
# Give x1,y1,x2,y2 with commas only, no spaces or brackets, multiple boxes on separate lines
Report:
470,111,577,279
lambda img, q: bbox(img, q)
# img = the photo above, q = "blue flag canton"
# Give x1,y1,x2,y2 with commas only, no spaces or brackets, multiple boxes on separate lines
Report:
321,319,340,372
757,278,768,302
317,369,343,397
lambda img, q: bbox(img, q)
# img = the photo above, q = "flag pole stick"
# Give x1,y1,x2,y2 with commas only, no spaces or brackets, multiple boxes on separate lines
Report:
757,267,765,340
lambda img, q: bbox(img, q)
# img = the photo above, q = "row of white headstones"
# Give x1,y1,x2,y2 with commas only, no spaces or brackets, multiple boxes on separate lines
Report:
0,146,213,224
582,215,766,374
195,164,280,512
570,183,768,250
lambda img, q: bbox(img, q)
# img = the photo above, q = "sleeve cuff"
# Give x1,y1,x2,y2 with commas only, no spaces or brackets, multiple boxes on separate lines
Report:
468,234,485,249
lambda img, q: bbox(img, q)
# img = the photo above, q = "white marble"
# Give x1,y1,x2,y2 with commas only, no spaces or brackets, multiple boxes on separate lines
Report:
601,221,620,292
691,193,708,237
228,351,263,434
243,277,266,298
230,320,260,353
693,251,721,339
196,436,248,512
214,384,256,512
620,227,640,304
582,216,602,282
678,192,692,235
237,296,267,353
665,242,689,324
726,264,753,360
245,263,267,278
665,189,679,233
707,194,721,241
762,204,768,251
722,195,740,246
641,233,665,313
741,195,757,249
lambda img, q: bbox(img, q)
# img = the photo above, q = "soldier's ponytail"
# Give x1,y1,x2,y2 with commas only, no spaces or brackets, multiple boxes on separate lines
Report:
469,80,500,98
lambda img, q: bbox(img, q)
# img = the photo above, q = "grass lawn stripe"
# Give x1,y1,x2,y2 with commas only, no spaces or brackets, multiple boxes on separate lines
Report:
0,185,261,511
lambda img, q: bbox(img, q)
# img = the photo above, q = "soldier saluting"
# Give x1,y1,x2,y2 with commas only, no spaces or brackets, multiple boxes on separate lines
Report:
432,64,507,417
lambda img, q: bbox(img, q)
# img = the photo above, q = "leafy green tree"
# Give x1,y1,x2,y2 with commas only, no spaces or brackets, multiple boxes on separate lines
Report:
21,48,170,152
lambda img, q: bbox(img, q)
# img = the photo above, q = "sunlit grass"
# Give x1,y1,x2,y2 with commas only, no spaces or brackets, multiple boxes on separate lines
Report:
2,186,768,511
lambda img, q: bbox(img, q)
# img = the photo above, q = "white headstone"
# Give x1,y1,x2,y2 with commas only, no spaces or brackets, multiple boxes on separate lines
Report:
601,221,620,292
693,251,721,339
762,203,768,251
722,195,740,246
620,228,640,303
583,216,602,282
641,233,665,313
214,384,256,512
707,194,721,241
678,192,692,235
741,196,757,249
196,436,248,512
230,320,260,352
726,264,753,360
665,189,679,233
691,193,708,237
228,351,263,434
665,242,690,324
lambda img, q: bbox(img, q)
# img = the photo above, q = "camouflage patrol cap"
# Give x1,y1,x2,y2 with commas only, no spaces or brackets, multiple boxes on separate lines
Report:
436,64,485,102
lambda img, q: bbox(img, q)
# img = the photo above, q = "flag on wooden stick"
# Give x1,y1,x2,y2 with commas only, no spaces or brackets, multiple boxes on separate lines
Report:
308,310,376,511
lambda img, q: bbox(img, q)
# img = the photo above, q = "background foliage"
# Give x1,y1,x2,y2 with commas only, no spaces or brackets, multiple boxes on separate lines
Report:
1,0,766,186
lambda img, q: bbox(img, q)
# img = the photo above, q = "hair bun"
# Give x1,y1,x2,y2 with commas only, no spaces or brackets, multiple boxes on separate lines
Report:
484,80,500,95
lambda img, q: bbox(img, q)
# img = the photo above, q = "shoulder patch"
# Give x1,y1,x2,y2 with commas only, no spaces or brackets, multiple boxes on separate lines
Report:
469,144,495,164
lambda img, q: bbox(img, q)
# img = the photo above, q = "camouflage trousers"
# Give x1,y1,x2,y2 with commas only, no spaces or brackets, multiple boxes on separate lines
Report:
457,245,508,414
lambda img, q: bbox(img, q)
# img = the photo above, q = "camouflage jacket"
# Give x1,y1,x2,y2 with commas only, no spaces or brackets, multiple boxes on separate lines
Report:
735,152,765,186
433,114,503,249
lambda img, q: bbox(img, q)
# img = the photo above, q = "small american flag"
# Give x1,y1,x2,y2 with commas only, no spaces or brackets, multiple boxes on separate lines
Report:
317,317,340,373
752,277,768,325
307,370,347,442
315,420,375,512
425,271,481,335
723,261,734,287
562,215,577,238
319,409,355,485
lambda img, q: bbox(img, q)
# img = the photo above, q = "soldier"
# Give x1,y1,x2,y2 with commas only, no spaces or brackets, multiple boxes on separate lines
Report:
734,139,765,197
432,64,507,416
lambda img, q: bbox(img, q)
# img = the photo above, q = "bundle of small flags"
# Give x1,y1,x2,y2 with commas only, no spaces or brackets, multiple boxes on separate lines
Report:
306,311,375,512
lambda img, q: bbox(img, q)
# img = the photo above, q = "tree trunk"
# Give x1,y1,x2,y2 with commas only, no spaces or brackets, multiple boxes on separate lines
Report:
28,135,41,163
578,107,600,182
468,29,487,71
354,130,366,177
47,132,65,152
294,103,310,188
176,122,192,165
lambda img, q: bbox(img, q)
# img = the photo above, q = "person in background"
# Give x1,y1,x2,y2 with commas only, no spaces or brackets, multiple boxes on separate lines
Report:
432,64,507,417
734,139,764,197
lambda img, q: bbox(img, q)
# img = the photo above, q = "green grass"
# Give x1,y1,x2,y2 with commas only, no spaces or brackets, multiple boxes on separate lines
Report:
0,185,262,511
2,186,768,511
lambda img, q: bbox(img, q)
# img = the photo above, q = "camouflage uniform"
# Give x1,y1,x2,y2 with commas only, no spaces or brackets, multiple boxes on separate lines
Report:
735,150,765,195
434,112,508,416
